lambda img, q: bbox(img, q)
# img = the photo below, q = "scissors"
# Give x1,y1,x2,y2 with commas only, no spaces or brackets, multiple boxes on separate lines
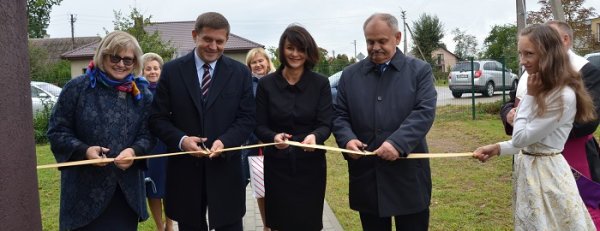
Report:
199,138,210,155
98,146,106,158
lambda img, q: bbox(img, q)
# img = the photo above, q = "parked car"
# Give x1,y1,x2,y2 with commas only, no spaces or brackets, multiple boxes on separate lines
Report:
31,81,62,116
448,60,519,98
584,52,600,68
328,71,343,104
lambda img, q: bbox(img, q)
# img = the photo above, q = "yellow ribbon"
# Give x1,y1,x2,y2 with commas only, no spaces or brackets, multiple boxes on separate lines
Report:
36,141,473,169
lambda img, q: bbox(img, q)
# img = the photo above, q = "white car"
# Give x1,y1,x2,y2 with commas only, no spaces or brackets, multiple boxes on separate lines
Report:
31,81,62,116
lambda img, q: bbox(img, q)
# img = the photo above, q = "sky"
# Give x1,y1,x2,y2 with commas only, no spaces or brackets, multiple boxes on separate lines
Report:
46,0,600,58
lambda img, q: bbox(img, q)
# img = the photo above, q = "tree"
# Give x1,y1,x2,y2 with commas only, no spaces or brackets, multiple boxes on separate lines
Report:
411,13,445,66
27,0,63,38
482,24,519,72
108,8,177,61
28,42,71,85
527,0,599,53
451,28,478,60
314,47,331,75
267,46,281,69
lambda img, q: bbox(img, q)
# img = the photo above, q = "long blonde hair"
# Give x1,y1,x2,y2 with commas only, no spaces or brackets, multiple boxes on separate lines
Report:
520,24,596,122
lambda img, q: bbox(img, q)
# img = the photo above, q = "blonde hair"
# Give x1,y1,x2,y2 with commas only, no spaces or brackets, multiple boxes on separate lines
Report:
141,52,164,75
520,24,596,123
245,48,275,74
93,30,143,76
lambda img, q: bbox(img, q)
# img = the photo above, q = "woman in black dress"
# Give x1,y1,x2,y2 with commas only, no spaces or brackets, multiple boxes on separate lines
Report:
255,24,334,231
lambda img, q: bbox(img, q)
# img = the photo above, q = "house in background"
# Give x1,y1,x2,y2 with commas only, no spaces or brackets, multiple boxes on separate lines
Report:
590,17,600,52
29,36,100,63
431,47,458,72
407,47,458,72
62,20,264,78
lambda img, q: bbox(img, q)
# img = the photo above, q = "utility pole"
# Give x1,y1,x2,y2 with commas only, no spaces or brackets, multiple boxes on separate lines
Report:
353,40,357,59
70,14,77,50
405,23,426,61
401,10,407,53
550,0,565,21
516,0,526,76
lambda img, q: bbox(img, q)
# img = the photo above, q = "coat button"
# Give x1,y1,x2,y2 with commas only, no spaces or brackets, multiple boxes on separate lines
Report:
377,96,382,101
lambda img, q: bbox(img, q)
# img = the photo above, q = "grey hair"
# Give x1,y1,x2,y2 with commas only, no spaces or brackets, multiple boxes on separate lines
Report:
363,13,399,32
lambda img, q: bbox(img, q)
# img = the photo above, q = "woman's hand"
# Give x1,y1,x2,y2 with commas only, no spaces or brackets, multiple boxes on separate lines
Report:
274,133,292,149
301,134,317,152
86,146,110,167
114,148,135,170
472,144,500,163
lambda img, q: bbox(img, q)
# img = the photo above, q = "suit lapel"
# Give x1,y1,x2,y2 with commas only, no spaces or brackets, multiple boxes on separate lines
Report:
179,52,204,116
204,56,233,110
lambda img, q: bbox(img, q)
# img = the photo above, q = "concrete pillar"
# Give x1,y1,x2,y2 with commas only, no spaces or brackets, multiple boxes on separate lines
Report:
0,1,43,230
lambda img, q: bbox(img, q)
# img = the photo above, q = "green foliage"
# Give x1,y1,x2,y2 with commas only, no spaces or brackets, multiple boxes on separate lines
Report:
314,47,331,75
483,24,519,72
412,13,445,66
267,46,355,77
33,101,53,144
267,46,281,68
27,0,63,38
452,28,478,60
28,43,71,86
108,8,177,61
433,69,449,85
476,100,504,115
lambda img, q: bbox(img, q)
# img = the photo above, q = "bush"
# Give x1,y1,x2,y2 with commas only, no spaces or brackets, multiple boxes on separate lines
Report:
477,100,503,115
33,101,53,144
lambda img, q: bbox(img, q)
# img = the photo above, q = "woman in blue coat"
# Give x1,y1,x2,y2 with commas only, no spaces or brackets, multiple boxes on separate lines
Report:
47,30,154,231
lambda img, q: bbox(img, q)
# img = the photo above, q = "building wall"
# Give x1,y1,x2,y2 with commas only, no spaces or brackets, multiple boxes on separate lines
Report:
431,48,458,72
592,18,600,46
224,52,247,64
70,59,90,78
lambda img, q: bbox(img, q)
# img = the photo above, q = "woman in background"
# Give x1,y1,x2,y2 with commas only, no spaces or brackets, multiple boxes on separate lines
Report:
244,47,276,231
142,52,174,231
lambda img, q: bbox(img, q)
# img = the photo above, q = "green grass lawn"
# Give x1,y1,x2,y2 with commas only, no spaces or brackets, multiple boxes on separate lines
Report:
37,103,519,230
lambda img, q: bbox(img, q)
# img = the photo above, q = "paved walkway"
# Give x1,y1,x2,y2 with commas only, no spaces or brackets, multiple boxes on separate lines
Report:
242,184,344,231
170,185,344,231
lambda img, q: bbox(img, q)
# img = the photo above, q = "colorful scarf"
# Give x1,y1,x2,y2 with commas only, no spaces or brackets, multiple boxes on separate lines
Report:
86,61,149,101
148,82,158,90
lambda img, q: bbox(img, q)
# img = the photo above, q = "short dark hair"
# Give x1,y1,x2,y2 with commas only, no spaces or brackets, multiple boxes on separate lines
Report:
194,12,230,37
278,25,319,70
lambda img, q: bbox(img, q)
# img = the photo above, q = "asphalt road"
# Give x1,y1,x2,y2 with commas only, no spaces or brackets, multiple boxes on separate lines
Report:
435,86,511,106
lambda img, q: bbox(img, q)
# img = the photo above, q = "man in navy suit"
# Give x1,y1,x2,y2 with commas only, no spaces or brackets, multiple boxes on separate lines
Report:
332,13,437,231
149,12,255,231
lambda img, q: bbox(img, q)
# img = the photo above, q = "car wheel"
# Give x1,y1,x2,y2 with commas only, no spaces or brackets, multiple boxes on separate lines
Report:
511,80,518,90
483,82,494,97
452,91,462,98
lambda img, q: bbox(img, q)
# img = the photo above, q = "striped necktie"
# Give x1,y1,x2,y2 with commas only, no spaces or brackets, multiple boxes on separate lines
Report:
201,64,211,101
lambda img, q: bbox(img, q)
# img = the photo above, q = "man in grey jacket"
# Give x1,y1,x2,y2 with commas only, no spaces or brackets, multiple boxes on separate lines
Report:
332,13,437,231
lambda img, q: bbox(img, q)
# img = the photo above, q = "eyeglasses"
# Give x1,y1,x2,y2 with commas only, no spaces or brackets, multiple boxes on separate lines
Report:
108,54,135,66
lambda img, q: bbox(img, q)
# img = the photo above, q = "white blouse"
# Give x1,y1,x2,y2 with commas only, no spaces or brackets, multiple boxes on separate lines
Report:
498,86,576,155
